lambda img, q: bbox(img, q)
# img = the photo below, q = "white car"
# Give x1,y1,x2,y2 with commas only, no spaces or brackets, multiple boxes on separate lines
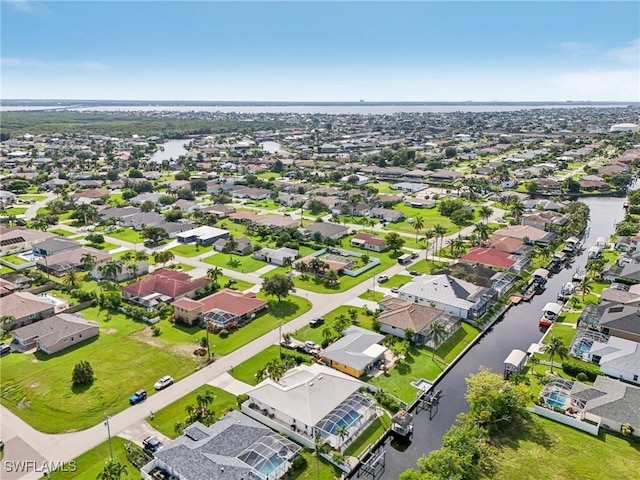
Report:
305,341,320,350
154,375,174,390
378,275,389,283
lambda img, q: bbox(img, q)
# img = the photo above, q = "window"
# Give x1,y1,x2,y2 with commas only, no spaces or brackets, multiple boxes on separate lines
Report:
634,375,638,382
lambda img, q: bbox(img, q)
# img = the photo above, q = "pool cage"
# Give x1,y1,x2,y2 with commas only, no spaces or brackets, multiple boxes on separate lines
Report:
314,392,377,450
238,431,301,480
569,328,609,360
540,378,575,410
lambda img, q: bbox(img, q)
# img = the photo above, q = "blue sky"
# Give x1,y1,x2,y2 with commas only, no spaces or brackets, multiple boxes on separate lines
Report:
1,1,639,101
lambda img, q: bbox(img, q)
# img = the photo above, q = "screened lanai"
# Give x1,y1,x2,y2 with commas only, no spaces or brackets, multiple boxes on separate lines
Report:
238,432,301,480
315,391,377,450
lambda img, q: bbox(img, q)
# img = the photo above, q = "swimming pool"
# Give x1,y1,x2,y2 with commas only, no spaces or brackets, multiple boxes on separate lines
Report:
573,339,593,357
546,390,568,409
328,409,361,434
17,251,37,262
40,293,66,306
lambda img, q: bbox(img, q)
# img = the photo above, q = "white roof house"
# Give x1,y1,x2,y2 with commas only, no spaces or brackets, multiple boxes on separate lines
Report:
175,226,229,245
243,364,378,451
398,274,493,320
589,336,640,385
610,123,640,133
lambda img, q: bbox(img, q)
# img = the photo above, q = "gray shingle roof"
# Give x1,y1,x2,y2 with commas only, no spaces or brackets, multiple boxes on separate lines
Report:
321,326,385,371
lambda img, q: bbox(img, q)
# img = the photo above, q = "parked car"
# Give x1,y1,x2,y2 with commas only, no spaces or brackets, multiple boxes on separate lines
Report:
391,287,400,293
411,252,419,259
309,317,325,327
129,389,147,405
378,275,389,283
154,375,174,391
305,340,320,350
142,436,163,453
409,270,420,276
0,343,11,356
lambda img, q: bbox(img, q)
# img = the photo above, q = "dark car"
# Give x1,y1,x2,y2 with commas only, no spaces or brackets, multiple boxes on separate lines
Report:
0,343,11,357
411,252,419,259
309,317,325,327
129,389,147,405
143,436,163,453
409,270,420,276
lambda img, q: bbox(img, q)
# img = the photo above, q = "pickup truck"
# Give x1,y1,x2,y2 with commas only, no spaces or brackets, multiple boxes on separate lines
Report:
142,436,163,453
129,389,147,405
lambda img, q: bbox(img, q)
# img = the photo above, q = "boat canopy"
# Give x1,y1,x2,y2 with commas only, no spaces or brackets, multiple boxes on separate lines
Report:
566,236,580,245
543,302,563,315
504,349,527,367
533,268,549,279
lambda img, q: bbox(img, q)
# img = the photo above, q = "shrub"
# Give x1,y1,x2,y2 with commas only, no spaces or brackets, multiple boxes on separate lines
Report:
562,361,601,382
152,327,162,337
219,328,229,338
237,393,249,408
72,360,94,386
576,372,588,382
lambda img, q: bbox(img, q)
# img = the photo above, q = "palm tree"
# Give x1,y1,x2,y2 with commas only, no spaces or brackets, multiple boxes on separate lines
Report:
474,222,490,244
314,434,328,480
322,326,333,342
423,229,435,261
446,238,456,257
81,252,97,271
196,390,215,409
282,256,294,271
333,314,350,335
126,263,139,280
207,266,222,284
96,458,129,480
120,251,134,264
335,425,349,449
429,320,448,360
510,200,525,223
453,237,465,255
31,217,50,232
223,235,238,260
99,260,123,281
479,205,493,224
134,250,148,262
433,224,447,257
413,215,424,241
580,275,594,301
63,270,80,289
74,203,100,226
543,334,569,373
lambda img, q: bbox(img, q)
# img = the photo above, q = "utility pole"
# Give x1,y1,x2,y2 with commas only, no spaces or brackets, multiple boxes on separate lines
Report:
104,413,113,460
279,320,283,356
205,324,211,364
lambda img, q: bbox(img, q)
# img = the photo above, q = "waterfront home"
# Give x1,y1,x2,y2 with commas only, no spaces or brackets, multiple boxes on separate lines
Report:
320,325,387,378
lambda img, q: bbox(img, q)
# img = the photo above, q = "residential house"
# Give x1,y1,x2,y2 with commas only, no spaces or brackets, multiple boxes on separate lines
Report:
0,277,21,297
491,225,555,244
301,223,349,241
579,303,640,343
585,336,640,385
397,274,494,320
320,326,387,378
175,226,229,246
232,187,271,200
37,246,111,277
11,313,99,354
377,296,460,346
91,260,149,283
460,247,529,272
243,364,379,450
351,232,386,252
71,188,109,204
122,268,211,309
119,211,165,230
172,289,267,327
141,411,301,480
369,207,404,223
173,199,200,214
253,247,298,266
1,291,55,330
31,237,82,257
213,236,253,255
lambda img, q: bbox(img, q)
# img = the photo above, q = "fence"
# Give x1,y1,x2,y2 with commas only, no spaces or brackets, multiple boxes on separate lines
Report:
531,405,600,435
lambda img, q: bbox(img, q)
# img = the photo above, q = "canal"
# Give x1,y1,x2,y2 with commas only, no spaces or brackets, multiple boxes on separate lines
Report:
377,195,629,479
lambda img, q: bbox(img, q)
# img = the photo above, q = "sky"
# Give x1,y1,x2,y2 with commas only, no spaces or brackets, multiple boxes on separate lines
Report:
1,1,639,102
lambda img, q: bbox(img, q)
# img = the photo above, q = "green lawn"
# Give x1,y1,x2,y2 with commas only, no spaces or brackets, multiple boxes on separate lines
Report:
229,345,312,386
408,259,450,275
2,207,27,215
174,262,195,272
383,274,413,288
0,264,15,275
358,290,385,302
148,386,239,439
0,306,198,433
344,414,391,457
18,194,47,201
435,322,479,363
47,436,138,480
50,228,75,237
292,450,343,480
292,251,401,294
368,181,395,194
534,324,578,364
556,311,580,324
1,253,29,265
492,415,640,480
204,252,267,273
106,228,146,244
292,306,375,345
86,241,119,251
368,345,445,403
168,243,213,258
157,294,311,356
383,204,463,235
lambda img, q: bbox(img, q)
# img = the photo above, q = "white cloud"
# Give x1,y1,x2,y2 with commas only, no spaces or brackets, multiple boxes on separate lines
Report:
606,39,640,65
2,0,49,15
558,41,597,56
1,57,111,71
550,69,640,101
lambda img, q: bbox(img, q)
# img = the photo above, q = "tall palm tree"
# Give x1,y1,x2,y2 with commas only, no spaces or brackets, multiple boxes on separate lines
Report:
223,235,238,261
134,250,148,262
433,224,447,257
423,229,435,262
207,266,222,284
447,238,456,257
413,215,424,241
196,390,215,409
120,251,134,264
282,256,294,271
510,200,525,223
479,205,493,224
543,334,569,373
314,434,328,480
63,270,80,289
429,320,448,360
81,252,97,271
580,275,594,301
335,425,349,449
322,326,333,342
474,222,490,244
99,260,123,281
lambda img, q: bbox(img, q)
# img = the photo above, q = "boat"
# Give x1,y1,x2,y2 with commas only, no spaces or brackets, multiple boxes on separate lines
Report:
572,268,586,283
391,410,414,438
557,282,575,301
539,302,562,328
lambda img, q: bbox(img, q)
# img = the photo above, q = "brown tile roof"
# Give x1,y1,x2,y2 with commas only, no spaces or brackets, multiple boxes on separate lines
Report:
122,269,210,299
353,232,385,247
174,289,267,317
2,291,54,319
377,297,444,332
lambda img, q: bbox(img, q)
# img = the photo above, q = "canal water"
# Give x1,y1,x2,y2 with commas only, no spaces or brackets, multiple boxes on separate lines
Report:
148,139,189,163
378,195,630,479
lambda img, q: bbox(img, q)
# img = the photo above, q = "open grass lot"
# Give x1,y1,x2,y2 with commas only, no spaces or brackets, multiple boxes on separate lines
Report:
204,252,267,273
368,346,445,403
436,322,479,363
339,233,425,251
86,240,119,251
47,436,138,480
358,290,385,302
492,415,640,480
344,414,391,457
2,207,27,215
383,274,412,288
18,194,47,201
292,251,402,294
230,345,312,386
50,228,74,237
37,207,74,221
556,311,580,324
215,274,255,291
292,306,374,345
367,181,395,194
0,264,15,275
407,259,450,275
148,386,239,439
0,306,197,433
383,204,461,235
168,243,213,258
156,294,311,356
173,262,195,272
106,228,146,244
